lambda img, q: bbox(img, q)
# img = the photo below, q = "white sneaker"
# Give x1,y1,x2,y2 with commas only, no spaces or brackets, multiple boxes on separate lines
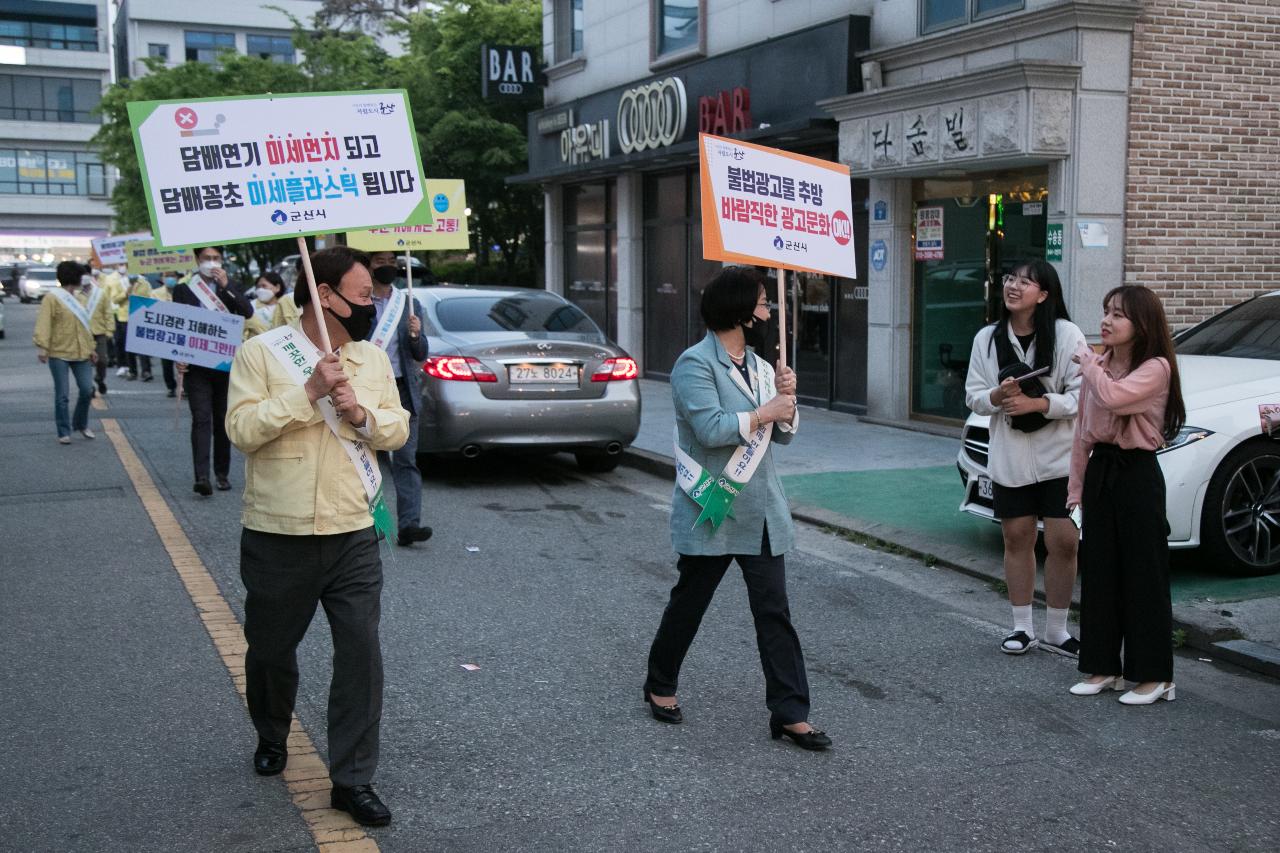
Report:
79,428,95,440
57,435,71,445
1118,682,1176,705
115,366,128,377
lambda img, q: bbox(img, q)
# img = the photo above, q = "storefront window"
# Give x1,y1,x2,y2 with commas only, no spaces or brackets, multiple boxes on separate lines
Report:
910,170,1048,422
564,181,617,341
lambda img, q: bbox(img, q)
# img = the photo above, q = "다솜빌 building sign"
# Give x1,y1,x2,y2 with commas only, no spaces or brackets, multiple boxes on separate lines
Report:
699,133,856,278
128,90,431,250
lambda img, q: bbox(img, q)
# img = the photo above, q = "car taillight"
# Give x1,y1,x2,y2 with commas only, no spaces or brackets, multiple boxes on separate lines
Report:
422,356,497,382
591,357,638,382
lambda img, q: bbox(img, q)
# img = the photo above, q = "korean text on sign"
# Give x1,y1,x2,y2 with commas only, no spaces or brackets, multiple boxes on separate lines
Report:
128,90,431,250
699,133,856,278
345,178,470,252
124,295,245,372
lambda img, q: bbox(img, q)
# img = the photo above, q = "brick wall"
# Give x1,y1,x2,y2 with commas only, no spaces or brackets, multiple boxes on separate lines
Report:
1124,0,1280,328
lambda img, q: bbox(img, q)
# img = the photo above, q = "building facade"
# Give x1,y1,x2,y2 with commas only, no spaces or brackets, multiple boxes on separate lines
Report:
527,0,1276,426
0,0,112,264
113,0,321,81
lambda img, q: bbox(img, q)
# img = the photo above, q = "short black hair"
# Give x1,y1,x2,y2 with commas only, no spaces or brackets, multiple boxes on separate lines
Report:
257,270,286,294
56,260,84,286
192,246,224,259
700,266,767,331
293,246,370,307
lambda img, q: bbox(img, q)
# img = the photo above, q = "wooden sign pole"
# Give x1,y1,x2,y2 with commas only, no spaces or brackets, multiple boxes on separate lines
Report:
404,250,414,317
775,267,788,371
296,235,332,353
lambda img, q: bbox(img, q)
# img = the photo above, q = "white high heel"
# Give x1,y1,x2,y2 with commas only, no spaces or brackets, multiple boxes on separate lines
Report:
1069,674,1126,696
1118,682,1176,705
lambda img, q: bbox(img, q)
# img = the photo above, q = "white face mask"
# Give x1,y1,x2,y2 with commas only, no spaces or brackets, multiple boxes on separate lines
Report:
116,266,126,275
255,287,275,303
199,259,222,276
81,275,94,289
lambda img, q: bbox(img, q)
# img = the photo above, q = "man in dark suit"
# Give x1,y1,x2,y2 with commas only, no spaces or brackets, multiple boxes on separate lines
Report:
367,251,431,546
173,246,255,495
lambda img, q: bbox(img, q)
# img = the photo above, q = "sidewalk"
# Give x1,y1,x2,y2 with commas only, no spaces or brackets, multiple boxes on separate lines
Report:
625,379,1280,677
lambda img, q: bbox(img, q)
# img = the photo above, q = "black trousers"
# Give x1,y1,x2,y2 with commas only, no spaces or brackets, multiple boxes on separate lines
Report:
161,358,176,392
645,529,811,724
240,526,384,787
185,367,231,481
1078,444,1174,683
94,334,109,384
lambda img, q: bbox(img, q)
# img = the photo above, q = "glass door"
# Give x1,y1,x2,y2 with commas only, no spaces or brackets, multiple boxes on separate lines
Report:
910,169,1048,422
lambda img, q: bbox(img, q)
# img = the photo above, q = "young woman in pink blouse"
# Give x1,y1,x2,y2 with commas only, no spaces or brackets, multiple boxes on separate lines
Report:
1067,285,1186,705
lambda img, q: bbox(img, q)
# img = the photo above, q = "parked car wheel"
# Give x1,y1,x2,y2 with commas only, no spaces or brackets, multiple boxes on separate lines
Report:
1201,438,1280,576
574,450,621,473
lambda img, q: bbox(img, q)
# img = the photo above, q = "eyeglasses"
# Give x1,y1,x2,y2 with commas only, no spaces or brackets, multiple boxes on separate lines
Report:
1002,274,1040,291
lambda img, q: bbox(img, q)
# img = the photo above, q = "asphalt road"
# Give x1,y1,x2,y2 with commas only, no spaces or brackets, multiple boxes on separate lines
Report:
2,300,1278,852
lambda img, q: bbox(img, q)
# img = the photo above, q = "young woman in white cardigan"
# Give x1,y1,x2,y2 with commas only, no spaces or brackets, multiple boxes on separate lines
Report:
965,260,1086,657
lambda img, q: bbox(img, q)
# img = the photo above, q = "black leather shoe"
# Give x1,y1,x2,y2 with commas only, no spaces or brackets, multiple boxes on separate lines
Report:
644,688,682,724
770,719,832,751
253,738,287,776
193,478,213,496
331,784,391,826
396,525,433,546
216,477,232,491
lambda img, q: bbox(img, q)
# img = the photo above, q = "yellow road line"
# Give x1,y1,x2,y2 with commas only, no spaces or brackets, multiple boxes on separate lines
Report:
101,418,379,852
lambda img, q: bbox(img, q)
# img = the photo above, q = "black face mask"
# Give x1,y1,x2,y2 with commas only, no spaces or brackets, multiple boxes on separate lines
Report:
326,288,377,341
371,265,398,286
742,314,770,352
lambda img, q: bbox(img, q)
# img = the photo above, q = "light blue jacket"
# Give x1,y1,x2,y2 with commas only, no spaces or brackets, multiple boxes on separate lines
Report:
669,332,798,556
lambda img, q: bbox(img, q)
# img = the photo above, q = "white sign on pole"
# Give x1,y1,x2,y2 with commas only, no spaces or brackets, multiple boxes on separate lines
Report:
699,133,856,278
125,295,245,372
127,90,431,250
93,232,152,267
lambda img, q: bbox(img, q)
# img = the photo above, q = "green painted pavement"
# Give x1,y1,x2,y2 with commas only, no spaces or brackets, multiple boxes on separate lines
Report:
782,466,1280,605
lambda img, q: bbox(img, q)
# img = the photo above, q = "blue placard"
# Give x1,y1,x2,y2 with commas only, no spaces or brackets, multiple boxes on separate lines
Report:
125,295,245,372
870,239,888,272
873,200,887,222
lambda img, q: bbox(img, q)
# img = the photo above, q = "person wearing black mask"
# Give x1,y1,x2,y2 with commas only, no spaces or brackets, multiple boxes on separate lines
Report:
367,251,431,546
172,246,255,495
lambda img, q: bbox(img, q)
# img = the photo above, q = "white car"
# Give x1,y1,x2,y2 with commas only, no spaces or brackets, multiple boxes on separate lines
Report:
18,266,59,302
959,291,1280,576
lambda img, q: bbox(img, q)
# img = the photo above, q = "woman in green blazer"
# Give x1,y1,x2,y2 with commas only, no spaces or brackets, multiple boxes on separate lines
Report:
643,266,831,751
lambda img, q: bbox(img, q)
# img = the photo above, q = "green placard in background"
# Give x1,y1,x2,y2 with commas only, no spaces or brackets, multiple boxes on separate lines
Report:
1046,223,1063,262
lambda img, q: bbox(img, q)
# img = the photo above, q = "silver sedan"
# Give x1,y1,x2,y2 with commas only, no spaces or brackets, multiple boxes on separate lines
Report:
414,286,641,472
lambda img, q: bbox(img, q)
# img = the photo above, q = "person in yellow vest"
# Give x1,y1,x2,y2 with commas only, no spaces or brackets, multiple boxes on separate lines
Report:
122,274,156,381
33,261,98,444
150,272,180,396
243,271,287,340
88,267,116,395
268,288,300,330
226,246,407,827
108,269,131,376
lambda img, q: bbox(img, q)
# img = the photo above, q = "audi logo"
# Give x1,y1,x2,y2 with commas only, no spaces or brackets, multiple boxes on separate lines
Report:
617,77,687,154
498,82,524,95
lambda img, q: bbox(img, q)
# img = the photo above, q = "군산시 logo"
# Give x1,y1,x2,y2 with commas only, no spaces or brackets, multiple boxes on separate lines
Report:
773,236,784,250
270,210,288,225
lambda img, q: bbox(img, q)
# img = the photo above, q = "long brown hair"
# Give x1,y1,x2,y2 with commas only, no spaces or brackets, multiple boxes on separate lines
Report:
1103,285,1186,440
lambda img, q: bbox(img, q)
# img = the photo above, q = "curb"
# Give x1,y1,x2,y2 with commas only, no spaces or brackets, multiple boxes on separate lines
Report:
619,447,1276,680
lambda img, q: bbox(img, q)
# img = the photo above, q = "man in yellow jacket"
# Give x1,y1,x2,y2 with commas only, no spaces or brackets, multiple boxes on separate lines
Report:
226,246,407,828
150,272,180,396
88,269,116,395
33,261,98,444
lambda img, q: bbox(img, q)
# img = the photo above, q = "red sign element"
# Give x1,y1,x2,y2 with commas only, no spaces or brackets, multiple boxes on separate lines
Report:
174,107,198,130
831,210,852,246
698,88,751,136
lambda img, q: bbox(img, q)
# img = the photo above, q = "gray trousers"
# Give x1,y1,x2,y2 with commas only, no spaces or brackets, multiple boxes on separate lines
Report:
240,526,383,787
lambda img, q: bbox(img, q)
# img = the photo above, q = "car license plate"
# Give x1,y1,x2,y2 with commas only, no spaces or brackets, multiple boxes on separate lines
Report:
977,476,994,501
508,363,578,384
